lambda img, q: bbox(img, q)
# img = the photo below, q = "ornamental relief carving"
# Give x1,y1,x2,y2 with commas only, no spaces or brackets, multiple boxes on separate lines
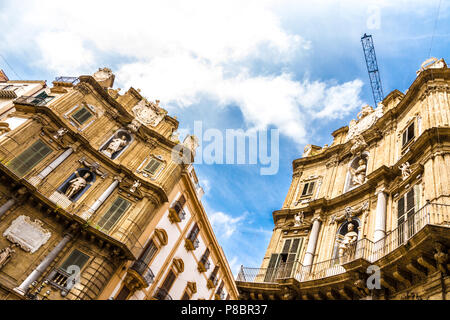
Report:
3,215,52,253
346,104,384,142
132,99,167,127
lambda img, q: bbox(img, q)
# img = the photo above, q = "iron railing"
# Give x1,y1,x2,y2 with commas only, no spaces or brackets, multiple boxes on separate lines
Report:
54,77,80,85
130,260,155,286
153,287,172,300
14,95,55,106
237,201,450,284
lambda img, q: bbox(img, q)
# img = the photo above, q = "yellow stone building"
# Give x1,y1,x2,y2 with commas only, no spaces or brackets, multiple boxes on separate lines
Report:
0,69,238,300
237,58,450,300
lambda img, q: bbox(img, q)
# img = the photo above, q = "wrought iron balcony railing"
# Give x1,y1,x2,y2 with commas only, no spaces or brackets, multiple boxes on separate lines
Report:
54,77,80,86
14,95,55,106
153,287,173,300
130,260,155,286
237,201,450,284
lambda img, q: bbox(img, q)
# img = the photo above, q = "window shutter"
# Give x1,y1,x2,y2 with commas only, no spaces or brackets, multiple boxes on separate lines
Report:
307,182,315,195
161,270,176,292
301,183,309,196
188,223,199,241
397,197,405,219
144,158,163,175
97,197,131,232
406,189,415,216
141,240,158,264
290,238,301,254
178,195,186,207
72,107,93,125
9,140,52,176
408,123,415,141
116,286,131,300
402,130,407,147
282,240,292,253
60,249,90,272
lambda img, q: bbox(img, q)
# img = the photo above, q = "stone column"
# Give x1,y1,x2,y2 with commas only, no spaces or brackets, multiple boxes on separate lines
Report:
14,233,73,295
303,217,322,270
374,189,387,243
0,198,16,218
81,177,121,220
38,148,73,180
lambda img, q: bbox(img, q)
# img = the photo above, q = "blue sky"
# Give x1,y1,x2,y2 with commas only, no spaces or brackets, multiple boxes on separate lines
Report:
1,0,449,275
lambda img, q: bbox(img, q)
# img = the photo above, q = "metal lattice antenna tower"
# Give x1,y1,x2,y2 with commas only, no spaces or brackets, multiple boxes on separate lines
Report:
361,34,384,106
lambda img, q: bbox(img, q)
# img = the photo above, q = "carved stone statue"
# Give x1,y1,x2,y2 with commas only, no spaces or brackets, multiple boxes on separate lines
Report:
339,223,358,259
350,158,367,187
65,172,91,199
0,244,17,269
294,212,304,227
399,162,412,180
129,180,141,193
434,242,448,274
303,144,312,157
357,105,374,120
102,134,128,158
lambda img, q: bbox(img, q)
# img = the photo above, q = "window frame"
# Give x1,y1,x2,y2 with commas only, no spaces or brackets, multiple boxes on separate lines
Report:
70,105,95,126
401,120,416,151
7,139,53,177
96,196,132,233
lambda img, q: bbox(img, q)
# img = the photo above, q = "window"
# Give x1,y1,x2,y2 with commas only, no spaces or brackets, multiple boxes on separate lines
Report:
97,197,131,232
188,223,200,242
144,158,163,176
402,122,415,148
216,281,225,299
264,238,303,282
301,181,316,197
209,266,219,286
115,286,131,300
140,239,158,265
397,185,420,244
154,270,176,300
60,249,90,272
32,91,54,105
181,292,190,300
71,106,94,125
8,139,53,177
198,249,211,272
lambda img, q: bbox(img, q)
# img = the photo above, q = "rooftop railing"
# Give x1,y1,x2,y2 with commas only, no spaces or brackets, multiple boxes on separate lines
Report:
237,201,450,284
54,77,80,86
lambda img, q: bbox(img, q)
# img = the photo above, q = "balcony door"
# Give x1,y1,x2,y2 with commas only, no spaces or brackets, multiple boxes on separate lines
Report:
397,185,421,245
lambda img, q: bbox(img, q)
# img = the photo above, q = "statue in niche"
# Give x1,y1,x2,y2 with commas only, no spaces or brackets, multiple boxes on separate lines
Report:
350,158,367,187
65,172,91,199
102,134,129,158
294,212,304,227
399,162,412,180
129,180,141,193
0,244,17,269
339,223,358,259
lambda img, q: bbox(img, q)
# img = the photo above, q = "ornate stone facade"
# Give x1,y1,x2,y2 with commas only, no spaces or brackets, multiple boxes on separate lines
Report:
0,69,238,300
237,58,450,300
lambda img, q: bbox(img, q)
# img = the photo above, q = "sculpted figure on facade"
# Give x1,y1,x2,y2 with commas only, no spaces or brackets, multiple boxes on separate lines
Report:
102,134,128,158
132,99,167,127
350,158,367,187
0,244,17,269
294,212,304,227
339,223,358,259
399,162,412,180
65,172,91,199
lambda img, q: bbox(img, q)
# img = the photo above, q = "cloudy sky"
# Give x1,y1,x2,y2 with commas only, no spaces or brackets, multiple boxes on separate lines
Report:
1,0,449,274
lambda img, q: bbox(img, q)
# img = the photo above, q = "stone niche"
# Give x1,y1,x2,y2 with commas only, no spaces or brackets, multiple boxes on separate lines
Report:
3,215,51,253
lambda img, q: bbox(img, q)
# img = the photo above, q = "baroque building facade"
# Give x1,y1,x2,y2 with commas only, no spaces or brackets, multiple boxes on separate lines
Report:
237,58,450,300
0,69,238,300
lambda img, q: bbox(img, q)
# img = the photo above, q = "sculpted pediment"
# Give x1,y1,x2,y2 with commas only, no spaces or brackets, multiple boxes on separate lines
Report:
346,104,384,142
132,99,168,127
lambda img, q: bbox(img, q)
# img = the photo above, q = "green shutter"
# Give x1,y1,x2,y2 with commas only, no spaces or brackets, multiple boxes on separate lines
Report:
97,197,131,232
307,182,315,195
144,158,163,175
60,249,90,272
398,197,405,219
282,239,292,253
72,106,93,125
8,140,52,177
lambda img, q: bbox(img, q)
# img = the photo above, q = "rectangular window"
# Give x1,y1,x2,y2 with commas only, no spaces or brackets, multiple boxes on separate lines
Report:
301,181,316,197
402,122,415,148
144,158,163,176
97,197,131,232
115,286,131,300
8,139,53,177
161,270,176,293
71,106,94,125
33,91,54,105
397,187,417,244
181,292,190,300
188,223,200,242
140,239,158,265
60,249,90,272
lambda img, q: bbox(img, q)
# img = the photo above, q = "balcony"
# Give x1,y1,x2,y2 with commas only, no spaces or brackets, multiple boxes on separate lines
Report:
53,77,80,87
153,287,173,300
184,237,199,251
207,277,219,290
46,268,74,297
168,207,186,223
14,95,54,107
197,259,211,273
129,260,155,288
237,201,450,287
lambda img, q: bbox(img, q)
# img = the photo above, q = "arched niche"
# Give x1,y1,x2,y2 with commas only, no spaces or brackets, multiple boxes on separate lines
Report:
99,129,134,160
58,168,96,202
332,218,361,261
344,152,369,193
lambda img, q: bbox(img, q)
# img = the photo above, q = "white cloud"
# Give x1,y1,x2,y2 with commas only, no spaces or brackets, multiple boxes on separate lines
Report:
0,0,366,147
208,211,245,239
